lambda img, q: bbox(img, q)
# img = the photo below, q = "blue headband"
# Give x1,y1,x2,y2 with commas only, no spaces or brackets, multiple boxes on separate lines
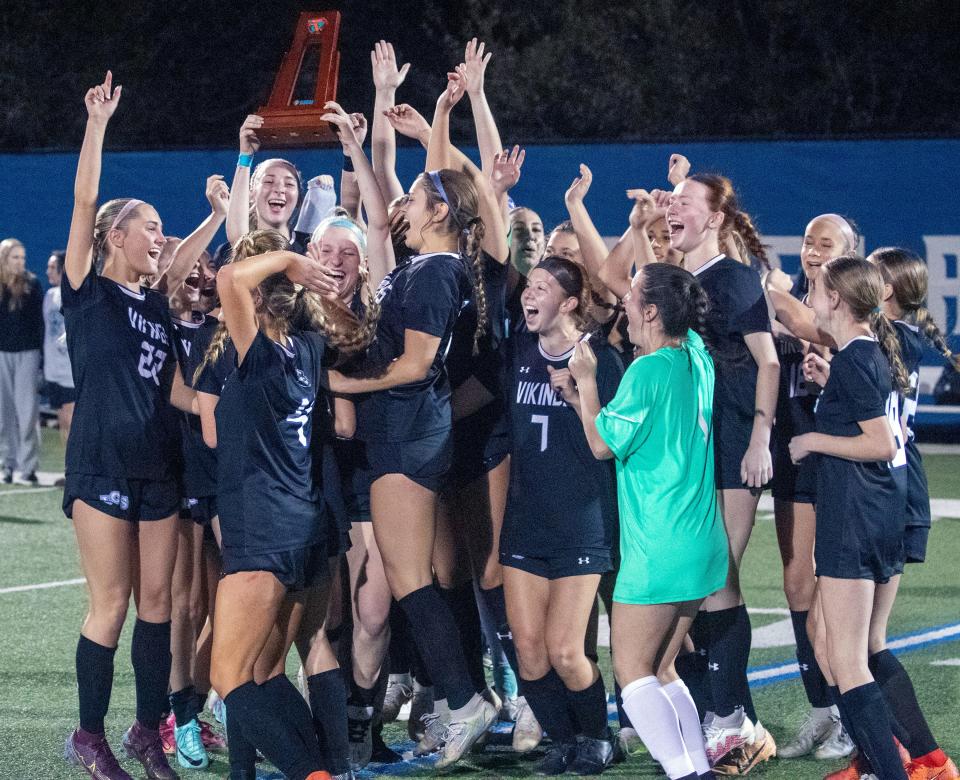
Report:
427,170,469,233
311,216,367,255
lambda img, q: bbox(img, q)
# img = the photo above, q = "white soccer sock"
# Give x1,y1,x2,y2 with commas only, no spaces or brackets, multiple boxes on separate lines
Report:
621,676,696,779
663,679,712,775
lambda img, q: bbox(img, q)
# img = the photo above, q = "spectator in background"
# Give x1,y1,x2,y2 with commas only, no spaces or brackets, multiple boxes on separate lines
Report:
44,250,75,474
0,237,43,485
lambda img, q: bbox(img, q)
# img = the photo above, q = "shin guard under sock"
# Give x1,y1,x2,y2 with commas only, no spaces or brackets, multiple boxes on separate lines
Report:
869,649,939,758
790,610,831,708
131,619,171,730
76,635,116,734
307,670,350,775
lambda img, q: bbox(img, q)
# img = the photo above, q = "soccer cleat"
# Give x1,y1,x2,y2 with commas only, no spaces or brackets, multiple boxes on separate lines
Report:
407,681,434,742
823,753,870,780
778,708,836,758
907,756,960,780
414,710,450,756
65,728,134,780
511,696,544,753
122,721,180,779
345,704,373,770
206,690,226,726
813,716,856,760
434,696,498,769
616,726,646,758
535,743,577,775
711,721,776,775
13,471,38,486
197,719,226,752
704,708,756,765
1,467,12,484
381,673,413,722
332,772,356,780
568,735,616,775
173,718,209,770
159,714,175,755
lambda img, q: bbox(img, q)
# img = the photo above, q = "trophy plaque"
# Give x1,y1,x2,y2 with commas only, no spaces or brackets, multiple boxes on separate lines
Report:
256,11,342,147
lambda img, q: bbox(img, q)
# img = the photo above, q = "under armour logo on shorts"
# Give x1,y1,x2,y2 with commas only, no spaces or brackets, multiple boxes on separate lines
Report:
578,556,590,565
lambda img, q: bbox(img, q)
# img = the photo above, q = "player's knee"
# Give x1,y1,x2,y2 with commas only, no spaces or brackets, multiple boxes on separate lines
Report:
782,570,814,610
546,638,584,680
137,585,172,623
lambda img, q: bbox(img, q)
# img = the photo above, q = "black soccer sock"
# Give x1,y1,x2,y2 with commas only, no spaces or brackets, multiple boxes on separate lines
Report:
399,584,474,709
439,581,487,695
790,610,831,708
828,685,860,751
707,605,756,721
478,584,520,676
131,618,172,730
348,677,377,708
679,612,713,718
262,675,325,768
306,670,350,774
565,672,609,740
76,635,116,734
388,599,414,675
841,682,908,780
522,669,577,744
224,681,318,780
169,685,198,727
869,649,939,757
226,702,258,779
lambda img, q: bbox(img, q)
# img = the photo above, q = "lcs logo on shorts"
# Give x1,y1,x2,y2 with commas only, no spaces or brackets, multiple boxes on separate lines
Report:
99,491,130,510
294,368,311,387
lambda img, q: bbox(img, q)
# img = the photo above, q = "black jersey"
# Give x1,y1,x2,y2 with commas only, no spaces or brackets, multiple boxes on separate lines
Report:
195,337,237,398
62,268,179,480
501,330,623,556
216,330,327,554
353,252,473,443
894,321,931,531
814,337,906,531
692,255,771,422
172,315,218,498
774,275,818,439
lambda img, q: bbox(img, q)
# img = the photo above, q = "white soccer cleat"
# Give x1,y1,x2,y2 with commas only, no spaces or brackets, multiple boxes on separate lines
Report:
434,696,497,769
777,708,835,758
813,715,856,760
511,696,544,753
704,707,756,766
381,673,412,723
414,710,449,756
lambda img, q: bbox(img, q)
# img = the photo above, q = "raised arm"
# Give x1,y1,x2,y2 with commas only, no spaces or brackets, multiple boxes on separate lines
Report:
427,74,508,262
370,40,411,203
156,174,230,292
339,113,367,222
225,114,261,244
765,279,835,347
65,71,122,289
597,190,665,299
462,38,502,175
216,250,334,363
322,102,396,288
564,164,616,303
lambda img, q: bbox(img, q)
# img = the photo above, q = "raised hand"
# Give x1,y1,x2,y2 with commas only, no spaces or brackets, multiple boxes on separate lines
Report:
625,188,661,229
383,104,431,141
322,101,363,152
649,188,673,210
350,112,368,148
490,145,525,195
371,40,411,91
436,71,467,114
206,175,230,216
568,339,598,384
84,70,122,125
462,37,493,96
239,114,262,155
564,164,593,206
667,153,690,186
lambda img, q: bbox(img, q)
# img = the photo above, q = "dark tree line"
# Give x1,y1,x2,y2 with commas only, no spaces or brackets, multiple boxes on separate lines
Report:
1,0,958,151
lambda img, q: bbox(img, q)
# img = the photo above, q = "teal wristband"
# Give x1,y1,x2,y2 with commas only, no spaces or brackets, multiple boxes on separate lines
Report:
237,153,253,168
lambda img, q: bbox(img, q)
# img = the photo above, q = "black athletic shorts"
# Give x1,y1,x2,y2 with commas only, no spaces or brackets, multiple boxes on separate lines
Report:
903,524,929,565
181,495,217,526
44,381,76,410
771,439,817,504
221,540,329,591
500,548,612,579
364,430,452,495
63,474,180,522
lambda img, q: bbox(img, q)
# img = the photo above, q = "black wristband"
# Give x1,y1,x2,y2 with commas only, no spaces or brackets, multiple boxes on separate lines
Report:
342,155,355,173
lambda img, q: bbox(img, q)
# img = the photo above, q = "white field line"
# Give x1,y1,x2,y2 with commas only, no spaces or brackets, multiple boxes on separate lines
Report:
0,487,59,497
0,577,85,594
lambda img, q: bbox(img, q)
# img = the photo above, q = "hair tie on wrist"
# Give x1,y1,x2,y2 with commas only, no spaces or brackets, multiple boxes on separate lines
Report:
342,155,355,173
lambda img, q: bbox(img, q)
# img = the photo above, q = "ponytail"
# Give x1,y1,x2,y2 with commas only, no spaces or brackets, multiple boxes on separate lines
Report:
869,309,911,395
460,216,488,355
732,211,770,270
914,307,960,371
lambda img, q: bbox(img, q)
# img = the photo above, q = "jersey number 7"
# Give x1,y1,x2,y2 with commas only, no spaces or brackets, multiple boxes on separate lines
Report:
531,414,549,452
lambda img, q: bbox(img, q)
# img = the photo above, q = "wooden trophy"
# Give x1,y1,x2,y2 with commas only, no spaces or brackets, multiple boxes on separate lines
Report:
256,11,342,147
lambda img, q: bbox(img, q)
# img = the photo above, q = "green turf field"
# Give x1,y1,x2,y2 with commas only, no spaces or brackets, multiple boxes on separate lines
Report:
2,429,959,779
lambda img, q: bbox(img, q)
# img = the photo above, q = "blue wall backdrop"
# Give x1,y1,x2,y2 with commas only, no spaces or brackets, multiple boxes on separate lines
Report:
3,138,958,422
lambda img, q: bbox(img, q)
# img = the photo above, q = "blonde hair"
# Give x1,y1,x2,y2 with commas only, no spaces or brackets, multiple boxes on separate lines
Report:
820,254,910,394
0,238,32,311
194,229,378,383
92,198,148,274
